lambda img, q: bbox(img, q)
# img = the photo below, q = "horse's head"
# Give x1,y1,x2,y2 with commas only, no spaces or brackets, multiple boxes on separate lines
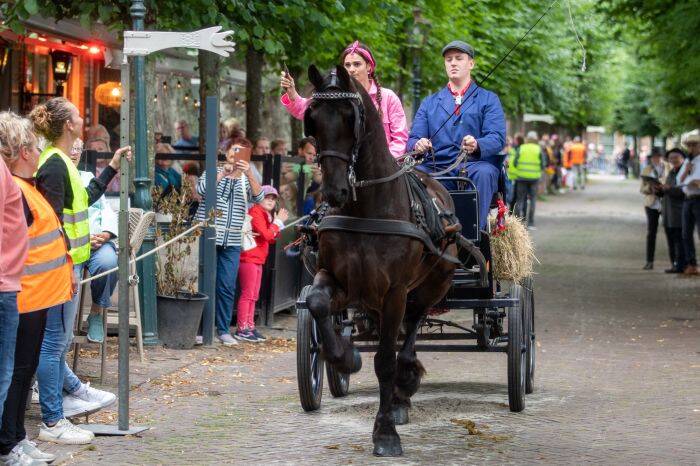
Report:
304,64,365,208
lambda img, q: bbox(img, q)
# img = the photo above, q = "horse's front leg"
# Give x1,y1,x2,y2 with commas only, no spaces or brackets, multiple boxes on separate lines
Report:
373,287,406,457
305,269,361,374
391,305,426,426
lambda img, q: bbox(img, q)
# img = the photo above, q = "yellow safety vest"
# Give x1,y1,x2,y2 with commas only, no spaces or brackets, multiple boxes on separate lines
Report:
513,143,543,181
37,146,91,264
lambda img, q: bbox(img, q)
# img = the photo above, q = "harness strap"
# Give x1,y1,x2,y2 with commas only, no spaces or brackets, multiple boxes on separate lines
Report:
317,215,461,265
319,150,352,162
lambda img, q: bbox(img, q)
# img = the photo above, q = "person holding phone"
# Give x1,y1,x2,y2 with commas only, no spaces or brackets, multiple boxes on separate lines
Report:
280,41,408,159
195,138,263,346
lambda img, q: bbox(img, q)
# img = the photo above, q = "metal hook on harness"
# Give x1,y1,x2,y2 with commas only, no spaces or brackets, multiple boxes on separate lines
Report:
348,167,358,201
128,274,140,286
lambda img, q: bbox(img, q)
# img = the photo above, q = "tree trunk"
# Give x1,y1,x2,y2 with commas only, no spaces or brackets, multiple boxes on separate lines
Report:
245,47,264,142
198,51,221,154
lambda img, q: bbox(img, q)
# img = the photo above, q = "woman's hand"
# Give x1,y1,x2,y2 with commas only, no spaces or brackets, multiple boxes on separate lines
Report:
280,72,300,101
108,146,132,171
275,208,289,223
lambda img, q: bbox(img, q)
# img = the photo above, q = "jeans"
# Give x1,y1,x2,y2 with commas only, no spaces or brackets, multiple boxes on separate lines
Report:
36,265,83,424
515,179,539,226
87,242,118,308
645,207,661,263
237,262,263,330
572,164,584,189
215,246,241,336
682,197,700,267
0,308,48,455
664,226,685,270
0,293,19,422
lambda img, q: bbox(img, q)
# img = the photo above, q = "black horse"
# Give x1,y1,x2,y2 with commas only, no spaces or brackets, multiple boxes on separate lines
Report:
303,64,459,456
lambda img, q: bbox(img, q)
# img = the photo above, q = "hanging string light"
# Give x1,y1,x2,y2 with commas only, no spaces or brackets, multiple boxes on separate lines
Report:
176,79,182,89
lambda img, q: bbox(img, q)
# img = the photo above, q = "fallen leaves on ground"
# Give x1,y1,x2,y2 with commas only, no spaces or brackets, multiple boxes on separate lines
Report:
450,419,510,442
324,444,340,450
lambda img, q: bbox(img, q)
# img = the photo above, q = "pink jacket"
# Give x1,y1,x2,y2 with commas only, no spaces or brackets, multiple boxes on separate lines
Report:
280,81,408,159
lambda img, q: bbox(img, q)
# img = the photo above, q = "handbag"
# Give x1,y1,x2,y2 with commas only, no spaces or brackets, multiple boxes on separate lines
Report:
239,175,257,251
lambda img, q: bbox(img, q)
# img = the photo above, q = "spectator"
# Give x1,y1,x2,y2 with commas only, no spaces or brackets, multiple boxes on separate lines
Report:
512,131,546,229
154,142,183,197
219,117,243,153
68,139,119,344
253,138,270,156
506,134,524,211
620,142,631,179
659,148,688,273
0,147,29,429
173,120,198,149
679,133,700,275
182,162,203,218
235,186,289,342
271,139,288,156
640,147,669,270
282,137,323,191
29,97,123,444
279,182,299,217
85,124,119,193
195,137,263,346
0,112,72,464
566,136,587,190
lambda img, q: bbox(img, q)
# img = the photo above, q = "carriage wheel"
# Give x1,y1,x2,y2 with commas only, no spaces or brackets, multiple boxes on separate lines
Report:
507,284,526,412
522,277,536,394
297,286,324,412
327,312,351,397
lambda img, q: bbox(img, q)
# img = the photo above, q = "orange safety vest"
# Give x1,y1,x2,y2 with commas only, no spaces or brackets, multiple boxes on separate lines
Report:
13,177,72,313
568,143,586,166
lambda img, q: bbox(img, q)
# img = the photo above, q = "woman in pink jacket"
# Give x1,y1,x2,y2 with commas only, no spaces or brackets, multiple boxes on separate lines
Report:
280,41,408,159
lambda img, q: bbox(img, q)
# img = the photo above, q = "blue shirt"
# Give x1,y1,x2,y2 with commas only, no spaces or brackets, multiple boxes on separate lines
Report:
407,82,506,172
155,166,182,194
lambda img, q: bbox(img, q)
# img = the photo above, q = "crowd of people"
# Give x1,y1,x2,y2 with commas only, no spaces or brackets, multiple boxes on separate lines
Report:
640,135,700,275
2,33,698,464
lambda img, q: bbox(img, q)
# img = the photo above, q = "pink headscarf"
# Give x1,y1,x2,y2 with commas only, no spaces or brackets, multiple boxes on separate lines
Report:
342,41,376,73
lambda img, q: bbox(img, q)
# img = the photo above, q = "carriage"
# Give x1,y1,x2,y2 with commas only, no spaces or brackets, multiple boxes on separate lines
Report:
295,174,537,413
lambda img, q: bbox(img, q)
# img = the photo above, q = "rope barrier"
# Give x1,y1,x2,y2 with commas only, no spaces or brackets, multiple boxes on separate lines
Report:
78,214,309,286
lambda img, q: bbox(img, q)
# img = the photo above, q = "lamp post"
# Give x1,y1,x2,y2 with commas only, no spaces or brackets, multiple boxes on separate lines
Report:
130,0,159,345
411,8,430,119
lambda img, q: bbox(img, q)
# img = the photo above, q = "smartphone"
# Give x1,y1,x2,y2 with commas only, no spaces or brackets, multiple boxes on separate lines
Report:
232,145,252,163
281,62,291,96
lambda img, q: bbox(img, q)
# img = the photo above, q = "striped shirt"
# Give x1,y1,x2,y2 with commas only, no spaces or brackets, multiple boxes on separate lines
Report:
195,168,264,247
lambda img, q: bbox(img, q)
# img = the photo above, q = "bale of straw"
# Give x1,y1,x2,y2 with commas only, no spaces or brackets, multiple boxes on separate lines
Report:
488,214,537,283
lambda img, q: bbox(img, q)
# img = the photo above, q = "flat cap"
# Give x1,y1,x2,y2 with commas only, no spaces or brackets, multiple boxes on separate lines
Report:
442,40,475,58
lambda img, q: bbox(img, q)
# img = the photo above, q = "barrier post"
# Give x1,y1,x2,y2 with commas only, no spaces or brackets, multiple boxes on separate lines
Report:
200,96,218,345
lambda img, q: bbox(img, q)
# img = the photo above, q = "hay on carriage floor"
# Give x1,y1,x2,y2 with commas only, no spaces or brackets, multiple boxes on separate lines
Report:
487,214,537,283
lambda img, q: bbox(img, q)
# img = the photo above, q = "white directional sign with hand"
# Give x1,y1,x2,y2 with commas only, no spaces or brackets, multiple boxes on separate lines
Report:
123,26,236,57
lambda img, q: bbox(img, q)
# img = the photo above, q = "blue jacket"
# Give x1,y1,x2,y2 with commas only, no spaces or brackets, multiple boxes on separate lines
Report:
407,82,506,170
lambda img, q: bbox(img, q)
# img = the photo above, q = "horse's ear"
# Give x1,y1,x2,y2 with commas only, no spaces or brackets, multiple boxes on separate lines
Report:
335,65,353,91
308,64,324,90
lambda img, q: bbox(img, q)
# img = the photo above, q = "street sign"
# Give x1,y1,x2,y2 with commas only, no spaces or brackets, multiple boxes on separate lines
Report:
123,26,236,57
586,126,605,133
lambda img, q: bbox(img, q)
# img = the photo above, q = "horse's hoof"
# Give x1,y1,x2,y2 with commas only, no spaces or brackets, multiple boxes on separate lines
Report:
350,347,362,374
373,436,403,457
392,405,409,425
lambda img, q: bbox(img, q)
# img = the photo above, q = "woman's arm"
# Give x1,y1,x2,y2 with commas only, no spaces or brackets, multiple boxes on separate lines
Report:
384,89,409,158
36,154,69,220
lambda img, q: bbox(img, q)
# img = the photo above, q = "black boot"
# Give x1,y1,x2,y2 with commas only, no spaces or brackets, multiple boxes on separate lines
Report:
643,262,653,270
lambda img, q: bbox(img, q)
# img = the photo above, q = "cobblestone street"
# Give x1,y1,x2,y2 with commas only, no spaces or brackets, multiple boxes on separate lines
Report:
31,175,699,465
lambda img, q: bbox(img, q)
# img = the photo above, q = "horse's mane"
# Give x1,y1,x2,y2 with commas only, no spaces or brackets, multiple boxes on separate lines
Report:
351,78,396,170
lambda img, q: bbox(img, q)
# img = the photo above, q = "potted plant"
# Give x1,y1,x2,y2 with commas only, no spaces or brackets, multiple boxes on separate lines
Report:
154,180,207,349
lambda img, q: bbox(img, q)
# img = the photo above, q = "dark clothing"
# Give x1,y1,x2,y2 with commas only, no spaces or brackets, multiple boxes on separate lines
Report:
36,154,116,221
665,226,685,270
682,197,700,266
645,206,660,263
661,168,685,228
515,180,538,227
0,309,47,455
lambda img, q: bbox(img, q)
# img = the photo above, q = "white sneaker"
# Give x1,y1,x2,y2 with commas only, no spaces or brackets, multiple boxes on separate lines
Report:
62,395,101,418
38,418,94,445
17,439,55,463
217,333,238,346
0,445,47,466
31,382,39,404
195,335,203,346
73,382,116,410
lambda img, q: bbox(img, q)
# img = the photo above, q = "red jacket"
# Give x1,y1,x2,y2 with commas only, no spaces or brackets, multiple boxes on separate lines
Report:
240,204,282,265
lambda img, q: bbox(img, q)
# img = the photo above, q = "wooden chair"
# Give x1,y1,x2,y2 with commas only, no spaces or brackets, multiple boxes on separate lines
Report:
73,208,153,382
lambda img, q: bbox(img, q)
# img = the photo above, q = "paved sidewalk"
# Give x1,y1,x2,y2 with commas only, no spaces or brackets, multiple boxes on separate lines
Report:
27,175,699,465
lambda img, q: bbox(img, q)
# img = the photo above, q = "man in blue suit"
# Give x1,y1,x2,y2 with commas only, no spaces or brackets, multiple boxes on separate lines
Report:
407,40,506,229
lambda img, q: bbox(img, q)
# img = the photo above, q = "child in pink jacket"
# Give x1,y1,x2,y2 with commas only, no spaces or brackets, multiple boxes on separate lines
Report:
280,41,408,159
234,186,289,342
